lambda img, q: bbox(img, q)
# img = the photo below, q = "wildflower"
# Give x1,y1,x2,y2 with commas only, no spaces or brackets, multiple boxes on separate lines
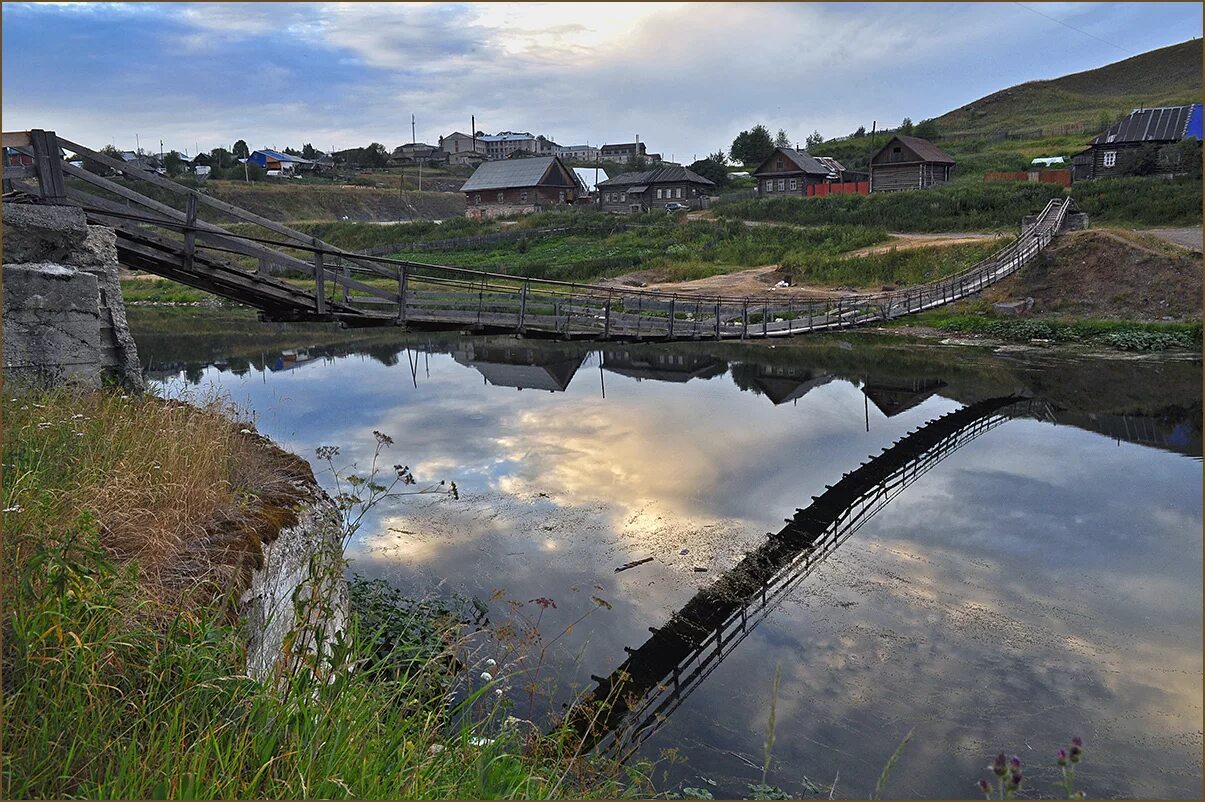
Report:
1009,755,1021,772
494,688,503,697
1056,748,1068,767
3,504,23,514
1069,737,1083,764
484,658,497,668
1009,770,1023,790
991,753,1007,777
480,672,493,682
428,744,445,756
240,428,252,434
976,779,991,797
36,422,52,429
530,596,557,609
71,413,85,419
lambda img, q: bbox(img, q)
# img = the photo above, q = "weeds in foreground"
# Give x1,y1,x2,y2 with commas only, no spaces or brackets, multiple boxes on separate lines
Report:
976,737,1087,799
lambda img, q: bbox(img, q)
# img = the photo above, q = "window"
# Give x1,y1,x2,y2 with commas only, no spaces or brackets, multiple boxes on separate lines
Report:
777,179,785,191
675,187,682,198
621,193,626,202
789,178,797,191
497,192,504,203
776,158,784,170
1103,151,1117,168
764,180,773,192
520,190,528,203
892,146,901,154
474,194,481,204
656,188,663,199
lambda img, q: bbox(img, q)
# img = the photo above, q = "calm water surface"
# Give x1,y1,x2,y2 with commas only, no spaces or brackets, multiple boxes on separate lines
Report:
133,311,1203,799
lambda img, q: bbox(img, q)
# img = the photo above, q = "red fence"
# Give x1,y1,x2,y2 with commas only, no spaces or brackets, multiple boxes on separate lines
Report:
984,169,1073,188
806,181,869,197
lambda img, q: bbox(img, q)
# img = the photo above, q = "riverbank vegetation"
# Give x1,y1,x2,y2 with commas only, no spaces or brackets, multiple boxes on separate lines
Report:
2,388,648,799
908,310,1202,351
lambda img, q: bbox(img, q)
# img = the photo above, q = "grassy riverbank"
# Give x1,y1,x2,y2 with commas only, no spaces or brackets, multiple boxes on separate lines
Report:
2,388,647,799
903,311,1202,351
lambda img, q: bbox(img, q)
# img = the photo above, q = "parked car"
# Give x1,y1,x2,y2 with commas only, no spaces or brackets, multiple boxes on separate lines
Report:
664,202,688,212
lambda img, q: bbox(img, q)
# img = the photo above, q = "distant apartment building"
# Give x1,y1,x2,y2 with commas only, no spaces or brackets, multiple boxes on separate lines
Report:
439,131,486,156
477,132,559,160
600,142,647,162
557,144,600,161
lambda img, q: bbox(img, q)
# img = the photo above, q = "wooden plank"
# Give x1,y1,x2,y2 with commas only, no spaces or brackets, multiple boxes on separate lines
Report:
2,131,31,148
2,164,36,179
56,136,396,279
182,193,198,273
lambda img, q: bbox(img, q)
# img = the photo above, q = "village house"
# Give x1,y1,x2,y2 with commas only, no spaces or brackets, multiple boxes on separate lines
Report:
557,144,600,161
595,165,715,213
752,147,844,196
600,142,647,163
460,155,579,219
248,149,317,175
1071,103,1202,181
868,135,955,192
389,143,448,166
439,131,485,156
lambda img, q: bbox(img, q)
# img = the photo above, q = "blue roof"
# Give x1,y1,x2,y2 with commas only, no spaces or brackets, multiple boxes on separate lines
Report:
251,149,311,163
1185,103,1202,141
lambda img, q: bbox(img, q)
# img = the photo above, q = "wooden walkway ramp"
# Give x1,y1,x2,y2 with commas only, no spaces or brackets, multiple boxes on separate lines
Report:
6,130,1077,341
563,395,1048,759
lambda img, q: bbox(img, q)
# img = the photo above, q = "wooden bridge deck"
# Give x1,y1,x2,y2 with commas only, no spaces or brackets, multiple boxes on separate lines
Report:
5,130,1076,341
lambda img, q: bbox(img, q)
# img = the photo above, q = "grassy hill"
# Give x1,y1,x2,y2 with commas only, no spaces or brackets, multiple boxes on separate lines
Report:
811,39,1202,179
934,39,1202,137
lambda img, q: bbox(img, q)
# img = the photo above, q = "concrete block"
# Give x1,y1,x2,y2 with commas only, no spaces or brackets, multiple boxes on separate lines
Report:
1,203,89,263
2,262,102,388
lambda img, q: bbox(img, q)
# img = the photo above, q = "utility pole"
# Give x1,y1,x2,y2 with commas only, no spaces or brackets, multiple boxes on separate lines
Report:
411,114,416,145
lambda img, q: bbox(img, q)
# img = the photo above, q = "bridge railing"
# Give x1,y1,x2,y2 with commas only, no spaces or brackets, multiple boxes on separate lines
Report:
5,130,1075,339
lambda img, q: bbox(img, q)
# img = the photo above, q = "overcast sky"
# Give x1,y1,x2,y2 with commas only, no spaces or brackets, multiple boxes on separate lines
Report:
2,2,1200,160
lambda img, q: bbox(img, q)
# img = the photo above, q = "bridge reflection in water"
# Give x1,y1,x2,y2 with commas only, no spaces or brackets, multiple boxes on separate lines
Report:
560,395,1044,759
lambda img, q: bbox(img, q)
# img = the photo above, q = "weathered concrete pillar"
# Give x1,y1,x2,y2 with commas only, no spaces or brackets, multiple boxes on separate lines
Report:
2,203,143,390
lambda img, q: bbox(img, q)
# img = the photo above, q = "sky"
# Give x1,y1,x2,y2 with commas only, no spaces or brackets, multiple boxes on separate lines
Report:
2,2,1200,161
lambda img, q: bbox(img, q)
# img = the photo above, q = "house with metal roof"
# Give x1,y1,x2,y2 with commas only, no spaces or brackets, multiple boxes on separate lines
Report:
868,135,955,193
248,149,316,174
460,155,580,219
1072,104,1202,181
595,165,716,213
752,147,843,197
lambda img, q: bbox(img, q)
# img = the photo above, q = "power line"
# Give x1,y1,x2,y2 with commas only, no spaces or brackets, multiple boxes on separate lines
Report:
1013,2,1130,54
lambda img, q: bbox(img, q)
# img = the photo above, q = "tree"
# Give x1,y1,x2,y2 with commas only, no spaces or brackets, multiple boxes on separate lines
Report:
475,130,485,137
301,143,319,160
805,130,823,149
625,154,649,172
232,139,250,159
163,150,185,177
774,129,791,148
730,124,774,166
82,144,123,176
1121,143,1161,176
209,147,234,169
688,152,730,187
899,117,914,135
283,146,302,157
852,126,866,139
914,118,939,139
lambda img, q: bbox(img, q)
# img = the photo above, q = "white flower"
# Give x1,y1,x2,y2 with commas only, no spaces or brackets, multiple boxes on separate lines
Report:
428,744,445,755
468,737,493,747
71,414,85,420
484,658,497,668
494,688,503,697
3,505,23,513
479,671,492,682
240,428,252,435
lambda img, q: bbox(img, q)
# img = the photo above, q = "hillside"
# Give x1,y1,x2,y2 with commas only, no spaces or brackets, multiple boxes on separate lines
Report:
934,38,1202,137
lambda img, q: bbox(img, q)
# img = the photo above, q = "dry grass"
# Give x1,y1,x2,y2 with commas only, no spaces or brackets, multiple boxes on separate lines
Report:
3,386,315,609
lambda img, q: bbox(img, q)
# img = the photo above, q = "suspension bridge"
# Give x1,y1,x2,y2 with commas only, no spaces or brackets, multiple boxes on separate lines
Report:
5,130,1078,341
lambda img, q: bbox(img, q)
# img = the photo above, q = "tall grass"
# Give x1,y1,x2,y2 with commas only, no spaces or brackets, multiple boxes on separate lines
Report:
782,241,1003,287
2,388,649,798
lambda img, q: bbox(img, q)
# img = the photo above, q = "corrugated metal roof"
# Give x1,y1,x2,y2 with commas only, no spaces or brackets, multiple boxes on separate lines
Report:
596,165,715,188
253,149,313,164
460,156,567,191
1091,105,1201,145
1187,104,1203,141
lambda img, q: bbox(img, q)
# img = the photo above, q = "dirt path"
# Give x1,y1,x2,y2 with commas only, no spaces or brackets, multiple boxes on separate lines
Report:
845,231,1004,257
600,265,852,299
1140,226,1202,252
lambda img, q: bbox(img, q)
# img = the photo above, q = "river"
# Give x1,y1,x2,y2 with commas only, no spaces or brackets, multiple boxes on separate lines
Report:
131,308,1202,799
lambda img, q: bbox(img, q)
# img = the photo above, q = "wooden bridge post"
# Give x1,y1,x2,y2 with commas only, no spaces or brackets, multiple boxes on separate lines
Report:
668,295,676,338
714,301,721,340
396,265,409,323
476,273,486,327
741,301,748,340
787,300,793,334
313,238,326,315
341,258,350,303
763,303,769,337
182,193,198,274
604,290,613,338
517,280,529,332
29,129,67,203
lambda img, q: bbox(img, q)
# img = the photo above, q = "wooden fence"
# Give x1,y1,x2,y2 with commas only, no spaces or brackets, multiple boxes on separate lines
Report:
4,129,1077,342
